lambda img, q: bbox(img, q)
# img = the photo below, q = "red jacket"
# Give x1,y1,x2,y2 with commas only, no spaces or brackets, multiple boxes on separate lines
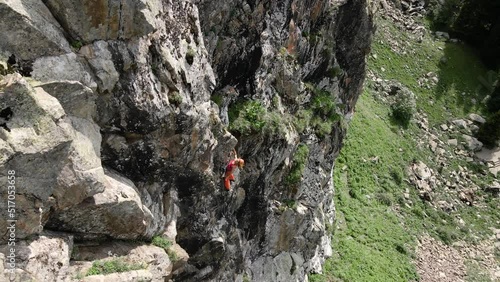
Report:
226,160,237,173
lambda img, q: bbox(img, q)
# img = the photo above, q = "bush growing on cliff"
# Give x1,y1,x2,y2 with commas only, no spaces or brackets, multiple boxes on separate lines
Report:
230,100,266,135
299,83,341,136
285,144,310,185
152,236,172,249
151,236,179,262
391,88,416,126
229,100,288,136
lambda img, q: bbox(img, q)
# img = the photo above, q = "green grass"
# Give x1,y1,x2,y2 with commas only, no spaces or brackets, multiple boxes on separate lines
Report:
311,16,499,282
151,236,173,249
151,236,179,262
369,18,491,124
86,258,145,276
310,92,421,282
285,144,310,185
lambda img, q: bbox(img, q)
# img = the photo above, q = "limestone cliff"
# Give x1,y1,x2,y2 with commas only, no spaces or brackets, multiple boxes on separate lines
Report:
0,0,373,281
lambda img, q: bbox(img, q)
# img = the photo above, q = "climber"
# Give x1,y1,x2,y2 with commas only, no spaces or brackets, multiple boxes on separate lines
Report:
224,149,244,191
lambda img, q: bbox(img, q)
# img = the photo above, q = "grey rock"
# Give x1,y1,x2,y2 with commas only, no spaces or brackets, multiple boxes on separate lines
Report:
429,140,438,152
38,81,97,120
435,31,450,40
448,139,458,146
470,124,479,133
412,161,432,180
79,41,120,93
170,243,189,273
468,113,485,124
43,0,161,43
462,134,483,152
1,0,374,280
485,182,500,197
440,124,449,131
31,52,98,91
46,169,156,240
0,75,106,242
0,232,73,282
452,119,468,129
0,0,71,61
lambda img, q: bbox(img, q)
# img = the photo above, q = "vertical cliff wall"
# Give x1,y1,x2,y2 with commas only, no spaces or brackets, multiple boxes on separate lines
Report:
0,0,373,281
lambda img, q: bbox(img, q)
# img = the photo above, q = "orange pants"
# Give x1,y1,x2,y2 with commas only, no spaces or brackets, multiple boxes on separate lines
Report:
224,174,234,190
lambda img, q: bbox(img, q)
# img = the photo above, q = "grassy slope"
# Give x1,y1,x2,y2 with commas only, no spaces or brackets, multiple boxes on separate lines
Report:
310,17,499,282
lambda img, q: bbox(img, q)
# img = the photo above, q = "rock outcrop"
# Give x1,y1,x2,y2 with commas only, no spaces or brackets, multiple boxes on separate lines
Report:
0,0,373,281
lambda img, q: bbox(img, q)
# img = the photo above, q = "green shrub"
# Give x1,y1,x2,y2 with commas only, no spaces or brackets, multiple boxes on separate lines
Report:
302,83,341,136
185,47,195,65
230,100,267,135
311,117,333,137
391,88,416,126
229,100,290,136
427,0,462,29
285,144,310,185
152,236,178,262
151,236,173,249
71,40,83,49
168,91,183,106
375,192,393,206
436,226,458,245
293,109,313,133
86,258,145,276
211,94,223,107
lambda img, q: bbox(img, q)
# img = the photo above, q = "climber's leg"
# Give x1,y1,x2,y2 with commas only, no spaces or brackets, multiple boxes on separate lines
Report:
224,174,234,190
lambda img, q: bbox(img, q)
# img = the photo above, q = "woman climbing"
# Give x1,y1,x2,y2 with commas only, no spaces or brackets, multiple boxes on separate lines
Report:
224,149,245,191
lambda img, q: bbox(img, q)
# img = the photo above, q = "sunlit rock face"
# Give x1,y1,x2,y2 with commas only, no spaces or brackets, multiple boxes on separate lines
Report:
0,0,373,281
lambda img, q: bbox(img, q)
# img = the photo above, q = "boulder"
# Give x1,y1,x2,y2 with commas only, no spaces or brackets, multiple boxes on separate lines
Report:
43,0,161,43
452,119,468,129
169,243,189,273
0,232,73,282
412,161,432,180
447,139,458,146
0,0,70,61
468,113,485,124
435,31,450,40
485,182,500,197
0,74,106,242
462,135,483,152
45,169,156,240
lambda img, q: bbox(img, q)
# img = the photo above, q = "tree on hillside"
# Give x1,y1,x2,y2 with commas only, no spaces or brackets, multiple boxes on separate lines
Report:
432,0,500,69
451,0,497,44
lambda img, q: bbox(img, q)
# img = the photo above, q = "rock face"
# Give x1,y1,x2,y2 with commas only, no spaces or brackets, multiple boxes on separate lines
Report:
43,0,161,43
0,74,106,242
0,0,71,61
0,0,373,281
